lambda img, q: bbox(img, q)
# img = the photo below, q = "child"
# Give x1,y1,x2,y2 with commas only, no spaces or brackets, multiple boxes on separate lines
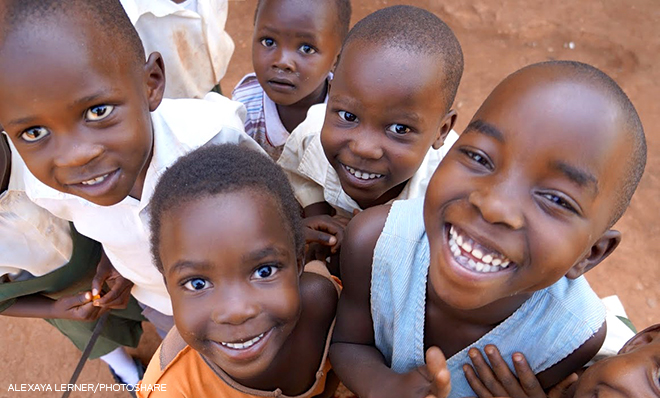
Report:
138,144,340,397
232,0,351,160
120,0,235,99
329,60,647,398
462,323,660,398
277,5,463,255
0,0,261,335
0,134,145,386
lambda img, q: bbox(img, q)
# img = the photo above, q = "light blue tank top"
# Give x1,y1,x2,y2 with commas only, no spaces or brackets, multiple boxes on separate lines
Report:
371,197,606,397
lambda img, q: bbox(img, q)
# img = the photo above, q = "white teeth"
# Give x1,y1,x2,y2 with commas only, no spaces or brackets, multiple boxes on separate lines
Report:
447,225,514,274
345,165,382,180
220,333,265,350
81,174,109,186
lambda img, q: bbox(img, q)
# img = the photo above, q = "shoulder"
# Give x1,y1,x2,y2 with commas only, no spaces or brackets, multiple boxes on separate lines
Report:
232,73,260,97
300,266,340,330
340,205,391,292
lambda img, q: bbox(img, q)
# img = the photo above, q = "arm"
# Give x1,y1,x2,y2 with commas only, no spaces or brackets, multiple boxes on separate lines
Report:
1,292,103,321
329,206,440,398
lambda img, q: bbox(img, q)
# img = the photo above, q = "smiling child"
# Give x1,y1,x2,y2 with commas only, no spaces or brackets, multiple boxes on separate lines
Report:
329,60,647,398
0,0,261,334
277,5,463,259
138,144,340,397
232,0,351,160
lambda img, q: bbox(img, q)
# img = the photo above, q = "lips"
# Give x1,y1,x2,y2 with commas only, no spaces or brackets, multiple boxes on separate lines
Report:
219,332,265,350
66,169,121,199
446,224,516,274
339,162,385,188
211,328,273,362
267,78,296,93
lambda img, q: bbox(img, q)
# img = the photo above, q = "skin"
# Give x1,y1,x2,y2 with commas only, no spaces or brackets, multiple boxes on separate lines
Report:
321,40,457,211
252,0,342,132
330,65,633,398
463,324,660,398
0,16,165,207
158,190,338,396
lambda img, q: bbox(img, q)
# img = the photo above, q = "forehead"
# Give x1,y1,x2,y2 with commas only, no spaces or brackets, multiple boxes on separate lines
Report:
256,0,337,34
332,42,448,111
159,191,295,269
466,74,630,194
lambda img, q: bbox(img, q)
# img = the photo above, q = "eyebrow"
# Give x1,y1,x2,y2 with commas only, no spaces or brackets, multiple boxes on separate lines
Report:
551,160,599,193
259,26,318,41
170,260,214,274
242,246,289,263
464,120,505,142
6,92,108,128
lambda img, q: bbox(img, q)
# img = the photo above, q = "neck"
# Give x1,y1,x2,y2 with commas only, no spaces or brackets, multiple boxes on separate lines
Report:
356,181,406,210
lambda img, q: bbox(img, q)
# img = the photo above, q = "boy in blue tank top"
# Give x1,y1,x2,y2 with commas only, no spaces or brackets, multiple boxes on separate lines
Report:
329,61,647,398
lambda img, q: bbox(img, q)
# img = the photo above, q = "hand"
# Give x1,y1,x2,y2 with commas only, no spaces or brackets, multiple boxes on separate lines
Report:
303,214,351,254
49,291,105,321
91,251,134,310
425,346,452,398
462,345,575,398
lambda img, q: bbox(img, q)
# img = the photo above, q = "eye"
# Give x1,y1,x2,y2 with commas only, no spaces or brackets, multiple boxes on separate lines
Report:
183,278,210,291
460,148,493,170
299,44,316,54
85,105,114,121
260,38,275,48
20,126,50,143
540,192,578,213
338,110,358,123
253,265,278,279
386,124,412,135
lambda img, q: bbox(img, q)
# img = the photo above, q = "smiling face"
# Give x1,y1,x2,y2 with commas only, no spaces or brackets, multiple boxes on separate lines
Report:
321,41,454,209
159,189,302,384
571,325,660,398
0,19,164,206
252,0,342,107
423,68,629,310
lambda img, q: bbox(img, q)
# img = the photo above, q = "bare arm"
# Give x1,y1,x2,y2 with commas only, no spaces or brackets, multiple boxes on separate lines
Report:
1,292,103,321
329,205,438,398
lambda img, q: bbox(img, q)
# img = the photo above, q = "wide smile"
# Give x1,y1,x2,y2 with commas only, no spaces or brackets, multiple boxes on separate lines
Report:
211,328,273,362
339,162,385,187
446,224,515,274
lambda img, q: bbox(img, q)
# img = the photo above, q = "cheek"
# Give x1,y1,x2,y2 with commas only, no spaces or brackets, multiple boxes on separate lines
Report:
270,282,301,323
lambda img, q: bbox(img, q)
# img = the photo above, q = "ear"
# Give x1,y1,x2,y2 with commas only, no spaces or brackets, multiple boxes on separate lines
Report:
565,230,621,279
432,109,458,150
619,324,660,354
144,52,166,112
296,256,305,278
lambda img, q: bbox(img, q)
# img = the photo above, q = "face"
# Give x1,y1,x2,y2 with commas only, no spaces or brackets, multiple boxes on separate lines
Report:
159,190,302,384
423,69,628,310
0,19,164,206
572,325,660,398
252,0,342,107
321,42,454,209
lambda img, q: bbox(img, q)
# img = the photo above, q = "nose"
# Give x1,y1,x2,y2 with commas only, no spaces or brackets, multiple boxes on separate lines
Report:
468,180,524,230
52,133,104,169
348,129,384,160
212,287,260,325
272,47,296,72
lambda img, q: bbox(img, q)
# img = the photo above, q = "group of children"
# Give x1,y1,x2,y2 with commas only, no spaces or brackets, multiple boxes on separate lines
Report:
0,0,652,397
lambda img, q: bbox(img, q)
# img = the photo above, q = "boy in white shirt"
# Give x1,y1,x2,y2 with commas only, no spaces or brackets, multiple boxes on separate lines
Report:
0,0,261,334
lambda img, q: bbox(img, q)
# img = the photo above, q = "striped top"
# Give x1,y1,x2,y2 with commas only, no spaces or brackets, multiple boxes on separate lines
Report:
371,196,606,398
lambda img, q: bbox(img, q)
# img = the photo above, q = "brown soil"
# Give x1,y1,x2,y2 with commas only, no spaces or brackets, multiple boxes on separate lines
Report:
1,1,658,396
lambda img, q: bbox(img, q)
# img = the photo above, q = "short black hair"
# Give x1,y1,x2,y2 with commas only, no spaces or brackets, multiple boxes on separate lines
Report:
149,144,304,273
341,5,463,112
0,0,144,65
254,0,352,42
521,61,646,227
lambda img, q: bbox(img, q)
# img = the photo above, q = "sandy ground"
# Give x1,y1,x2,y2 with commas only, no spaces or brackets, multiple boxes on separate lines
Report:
1,1,658,397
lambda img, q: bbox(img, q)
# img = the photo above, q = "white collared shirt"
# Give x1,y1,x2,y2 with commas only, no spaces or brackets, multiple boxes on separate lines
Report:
277,104,459,217
0,147,72,278
21,94,261,315
121,0,234,99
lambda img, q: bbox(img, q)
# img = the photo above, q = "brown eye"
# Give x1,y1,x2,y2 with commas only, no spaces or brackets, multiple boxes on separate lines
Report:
85,105,114,121
338,111,357,122
20,126,50,142
253,265,278,279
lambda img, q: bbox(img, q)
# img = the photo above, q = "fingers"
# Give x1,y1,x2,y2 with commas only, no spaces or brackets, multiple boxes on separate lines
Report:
466,347,509,397
463,364,494,398
547,373,577,398
304,227,338,246
91,254,112,297
93,280,133,309
482,345,527,397
426,347,452,398
510,353,544,396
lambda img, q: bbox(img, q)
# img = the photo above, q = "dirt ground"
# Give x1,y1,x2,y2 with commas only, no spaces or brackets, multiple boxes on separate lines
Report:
1,1,658,397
